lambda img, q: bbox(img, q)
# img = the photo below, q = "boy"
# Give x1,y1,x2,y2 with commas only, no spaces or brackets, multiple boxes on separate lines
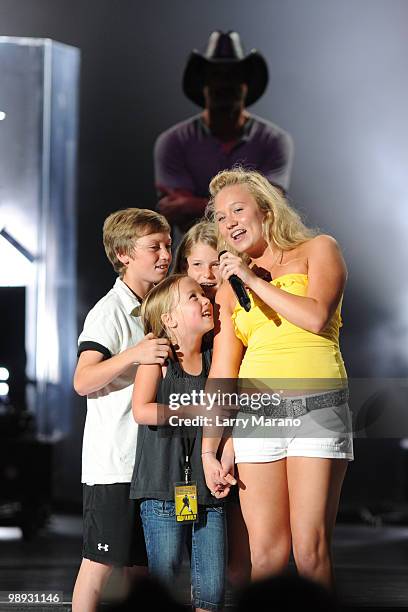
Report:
72,209,172,612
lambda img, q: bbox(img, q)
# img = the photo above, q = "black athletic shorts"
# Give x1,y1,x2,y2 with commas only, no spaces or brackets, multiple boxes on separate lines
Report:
82,483,147,567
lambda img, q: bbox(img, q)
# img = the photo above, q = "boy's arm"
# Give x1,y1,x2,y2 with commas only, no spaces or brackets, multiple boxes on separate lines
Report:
73,333,171,396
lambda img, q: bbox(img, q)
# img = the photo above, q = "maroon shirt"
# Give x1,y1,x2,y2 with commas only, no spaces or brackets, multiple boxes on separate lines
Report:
154,113,294,197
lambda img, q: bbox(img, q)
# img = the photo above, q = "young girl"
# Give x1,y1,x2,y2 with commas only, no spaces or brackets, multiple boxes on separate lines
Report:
174,221,252,588
173,220,222,301
130,274,227,612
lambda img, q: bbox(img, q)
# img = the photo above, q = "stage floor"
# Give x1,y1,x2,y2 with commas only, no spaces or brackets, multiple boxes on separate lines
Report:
0,515,407,611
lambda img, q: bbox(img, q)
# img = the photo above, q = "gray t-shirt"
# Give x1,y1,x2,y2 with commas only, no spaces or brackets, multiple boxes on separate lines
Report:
130,349,220,507
154,113,294,196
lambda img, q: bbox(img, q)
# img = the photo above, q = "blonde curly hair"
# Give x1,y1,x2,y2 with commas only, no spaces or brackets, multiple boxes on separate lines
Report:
206,168,317,253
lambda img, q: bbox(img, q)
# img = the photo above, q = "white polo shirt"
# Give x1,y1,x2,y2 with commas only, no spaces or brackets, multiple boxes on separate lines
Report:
78,278,144,485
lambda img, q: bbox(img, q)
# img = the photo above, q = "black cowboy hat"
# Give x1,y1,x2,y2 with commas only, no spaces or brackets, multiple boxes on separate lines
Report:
182,30,269,108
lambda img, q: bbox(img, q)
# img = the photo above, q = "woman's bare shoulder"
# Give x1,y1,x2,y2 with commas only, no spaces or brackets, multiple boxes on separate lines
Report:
305,234,340,253
305,234,347,279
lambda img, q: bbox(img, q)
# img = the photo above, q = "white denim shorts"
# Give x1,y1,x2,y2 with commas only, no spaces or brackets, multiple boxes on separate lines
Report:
232,395,354,463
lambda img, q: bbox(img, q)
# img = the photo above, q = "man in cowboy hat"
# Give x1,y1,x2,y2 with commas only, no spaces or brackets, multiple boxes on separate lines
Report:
155,31,294,236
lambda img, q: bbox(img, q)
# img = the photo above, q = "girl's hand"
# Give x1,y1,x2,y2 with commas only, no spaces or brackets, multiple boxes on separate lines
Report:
219,252,256,288
202,453,236,499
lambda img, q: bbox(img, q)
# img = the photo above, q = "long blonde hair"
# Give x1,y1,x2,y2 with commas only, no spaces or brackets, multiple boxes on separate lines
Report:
172,220,218,273
141,274,186,339
206,168,317,253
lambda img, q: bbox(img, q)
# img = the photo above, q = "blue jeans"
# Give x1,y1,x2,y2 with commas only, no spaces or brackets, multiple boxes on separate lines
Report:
140,499,226,611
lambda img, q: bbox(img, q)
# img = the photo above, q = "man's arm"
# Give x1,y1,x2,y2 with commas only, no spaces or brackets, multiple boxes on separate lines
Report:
154,129,207,224
156,186,208,224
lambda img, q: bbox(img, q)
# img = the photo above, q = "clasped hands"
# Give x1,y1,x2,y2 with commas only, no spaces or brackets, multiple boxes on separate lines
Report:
202,450,237,500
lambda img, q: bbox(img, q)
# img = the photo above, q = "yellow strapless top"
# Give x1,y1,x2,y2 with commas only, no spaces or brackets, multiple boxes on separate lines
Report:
231,273,347,383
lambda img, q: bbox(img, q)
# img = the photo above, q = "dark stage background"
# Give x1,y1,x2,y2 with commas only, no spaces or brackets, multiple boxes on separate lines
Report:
1,0,407,508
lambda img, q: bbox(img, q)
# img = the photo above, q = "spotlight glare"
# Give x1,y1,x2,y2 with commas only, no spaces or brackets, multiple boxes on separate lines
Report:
0,382,9,396
0,111,6,121
0,367,9,381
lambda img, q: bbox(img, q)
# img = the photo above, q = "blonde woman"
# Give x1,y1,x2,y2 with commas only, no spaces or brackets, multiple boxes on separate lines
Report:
202,168,353,588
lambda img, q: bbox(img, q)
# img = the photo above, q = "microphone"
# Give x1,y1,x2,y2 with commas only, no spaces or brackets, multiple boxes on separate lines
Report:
219,250,251,312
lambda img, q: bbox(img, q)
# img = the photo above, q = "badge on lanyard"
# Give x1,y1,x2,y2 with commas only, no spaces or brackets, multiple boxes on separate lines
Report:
174,438,198,523
174,482,198,523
